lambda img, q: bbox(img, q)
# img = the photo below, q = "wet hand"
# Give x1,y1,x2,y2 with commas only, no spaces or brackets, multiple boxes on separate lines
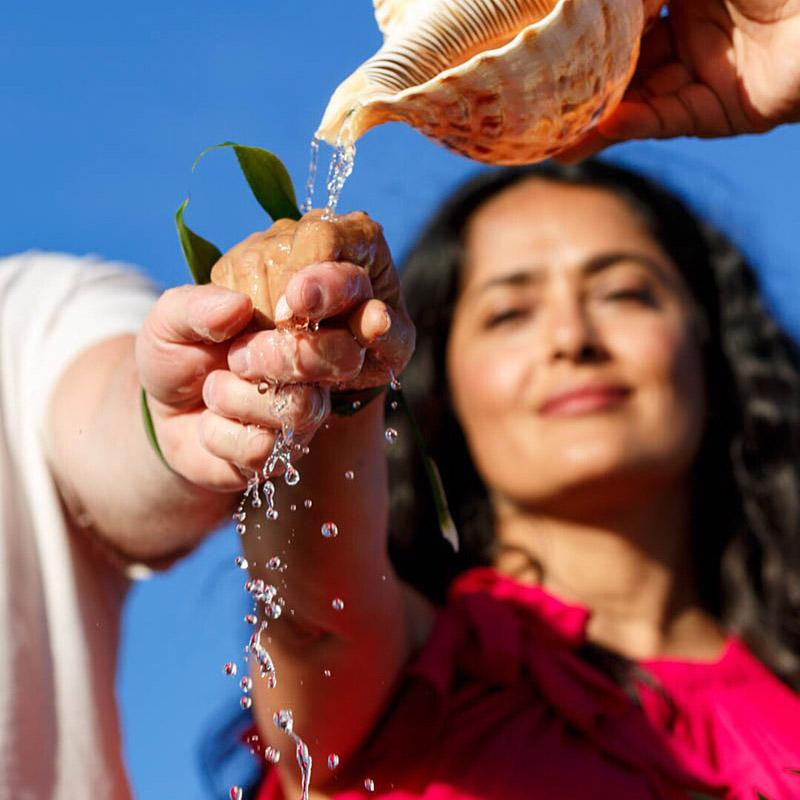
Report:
135,284,326,490
222,210,415,391
557,0,800,161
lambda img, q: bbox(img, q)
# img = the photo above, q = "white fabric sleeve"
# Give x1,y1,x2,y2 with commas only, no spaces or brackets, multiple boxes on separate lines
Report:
0,250,159,430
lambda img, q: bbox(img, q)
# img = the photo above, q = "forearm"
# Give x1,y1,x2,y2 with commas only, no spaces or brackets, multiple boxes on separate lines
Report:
46,334,235,563
242,398,406,632
243,399,423,775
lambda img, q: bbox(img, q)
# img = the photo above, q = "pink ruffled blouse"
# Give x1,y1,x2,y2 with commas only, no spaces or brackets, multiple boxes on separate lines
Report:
255,568,800,800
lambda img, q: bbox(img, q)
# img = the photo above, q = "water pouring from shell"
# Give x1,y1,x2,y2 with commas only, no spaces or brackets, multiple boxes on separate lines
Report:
317,0,664,164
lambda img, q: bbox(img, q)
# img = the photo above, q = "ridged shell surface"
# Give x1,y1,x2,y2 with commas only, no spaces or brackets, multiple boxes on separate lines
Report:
317,0,651,164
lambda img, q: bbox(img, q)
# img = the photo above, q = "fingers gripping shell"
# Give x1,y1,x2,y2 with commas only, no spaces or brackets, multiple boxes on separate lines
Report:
318,0,656,164
210,211,393,329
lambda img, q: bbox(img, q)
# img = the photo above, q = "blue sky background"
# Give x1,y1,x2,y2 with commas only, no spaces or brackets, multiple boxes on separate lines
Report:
3,2,799,797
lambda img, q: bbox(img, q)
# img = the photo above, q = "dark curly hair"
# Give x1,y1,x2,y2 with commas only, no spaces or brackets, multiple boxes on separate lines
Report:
386,159,800,690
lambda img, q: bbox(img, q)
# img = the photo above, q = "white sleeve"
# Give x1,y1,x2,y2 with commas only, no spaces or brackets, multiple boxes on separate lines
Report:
0,251,160,797
0,250,158,428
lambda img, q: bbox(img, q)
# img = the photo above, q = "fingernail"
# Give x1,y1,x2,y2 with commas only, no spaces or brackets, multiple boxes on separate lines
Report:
301,282,323,314
274,295,292,323
377,309,391,338
228,344,250,374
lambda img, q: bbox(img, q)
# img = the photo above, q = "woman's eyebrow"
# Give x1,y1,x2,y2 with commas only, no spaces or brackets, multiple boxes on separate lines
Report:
582,251,676,283
476,251,674,292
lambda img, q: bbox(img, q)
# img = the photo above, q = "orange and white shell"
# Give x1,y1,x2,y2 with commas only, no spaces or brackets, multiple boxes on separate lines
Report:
317,0,663,165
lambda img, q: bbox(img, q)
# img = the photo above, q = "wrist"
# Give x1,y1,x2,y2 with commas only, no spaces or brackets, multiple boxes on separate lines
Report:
330,385,388,417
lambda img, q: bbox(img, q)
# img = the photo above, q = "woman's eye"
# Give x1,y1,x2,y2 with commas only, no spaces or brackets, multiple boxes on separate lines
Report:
486,308,528,328
603,287,656,306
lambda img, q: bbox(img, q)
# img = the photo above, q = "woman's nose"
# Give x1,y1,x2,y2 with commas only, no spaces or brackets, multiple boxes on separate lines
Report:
545,296,606,364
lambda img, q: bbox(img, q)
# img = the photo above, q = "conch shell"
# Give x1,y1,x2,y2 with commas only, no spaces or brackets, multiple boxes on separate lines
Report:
211,210,394,329
317,0,663,164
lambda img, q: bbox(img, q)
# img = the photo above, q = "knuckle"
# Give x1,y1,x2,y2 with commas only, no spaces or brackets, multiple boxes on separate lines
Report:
197,410,219,450
202,371,226,412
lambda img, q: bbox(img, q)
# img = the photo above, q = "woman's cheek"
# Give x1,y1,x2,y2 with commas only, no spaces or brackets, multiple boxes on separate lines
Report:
607,314,688,386
451,339,530,424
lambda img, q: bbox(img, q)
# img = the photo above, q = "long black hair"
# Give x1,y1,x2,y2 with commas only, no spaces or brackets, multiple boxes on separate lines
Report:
386,159,800,690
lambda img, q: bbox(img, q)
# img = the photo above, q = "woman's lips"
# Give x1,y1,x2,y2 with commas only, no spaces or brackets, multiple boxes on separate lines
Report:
538,384,632,417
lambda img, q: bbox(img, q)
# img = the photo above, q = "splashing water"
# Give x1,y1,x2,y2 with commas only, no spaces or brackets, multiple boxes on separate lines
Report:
273,710,313,800
301,137,321,215
223,661,238,677
322,140,356,220
265,746,281,765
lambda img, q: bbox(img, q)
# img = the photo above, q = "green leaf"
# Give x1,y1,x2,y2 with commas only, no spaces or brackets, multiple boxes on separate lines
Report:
175,197,223,286
394,388,459,552
140,388,177,473
196,142,301,222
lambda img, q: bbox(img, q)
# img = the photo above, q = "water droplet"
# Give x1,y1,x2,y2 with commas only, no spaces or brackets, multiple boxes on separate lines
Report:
258,381,270,395
323,668,332,678
364,778,375,792
344,470,355,481
230,786,243,800
390,375,402,391
302,445,310,456
223,661,238,676
235,556,249,570
331,598,344,611
321,521,339,539
266,508,280,521
390,400,399,411
289,503,297,512
265,746,281,764
267,556,282,570
240,696,253,710
235,523,246,536
274,708,294,733
327,753,340,770
239,676,253,693
384,427,398,444
303,499,313,509
351,400,362,411
284,465,300,486
245,614,258,625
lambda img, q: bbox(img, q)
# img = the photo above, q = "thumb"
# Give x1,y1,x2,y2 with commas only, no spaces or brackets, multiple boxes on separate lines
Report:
137,285,253,408
153,284,254,345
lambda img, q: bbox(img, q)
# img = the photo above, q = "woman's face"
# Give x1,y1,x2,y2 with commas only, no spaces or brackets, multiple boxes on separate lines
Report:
447,179,707,513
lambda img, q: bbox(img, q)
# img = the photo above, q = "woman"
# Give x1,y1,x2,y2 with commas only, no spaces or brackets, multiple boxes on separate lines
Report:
198,159,799,800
